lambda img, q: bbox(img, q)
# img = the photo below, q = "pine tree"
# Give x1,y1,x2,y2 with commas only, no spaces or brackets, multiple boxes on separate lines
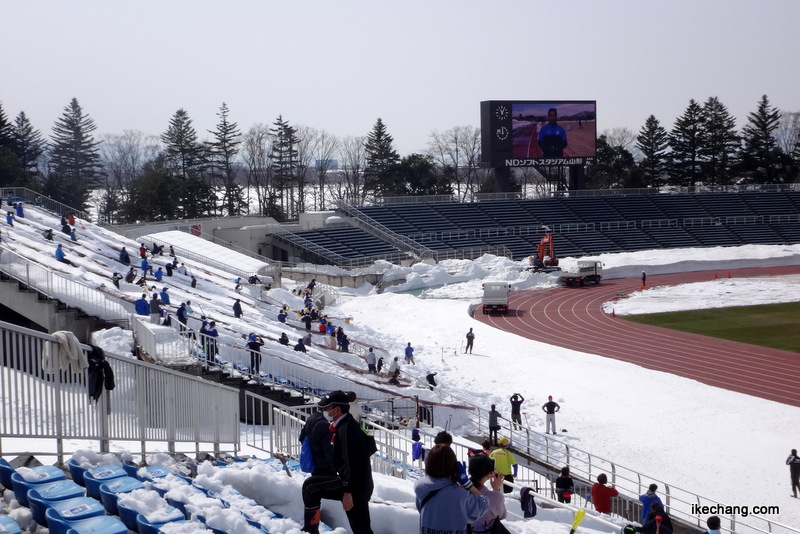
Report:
740,95,784,183
396,153,451,196
161,108,205,181
0,102,27,187
636,115,670,187
47,97,102,208
207,103,243,216
12,111,46,176
269,115,299,220
699,97,739,186
669,99,705,187
586,135,638,189
363,118,400,198
0,103,12,150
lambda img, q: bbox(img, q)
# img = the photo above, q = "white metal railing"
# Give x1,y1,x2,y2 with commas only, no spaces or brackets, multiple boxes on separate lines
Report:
467,405,798,534
0,320,240,464
0,245,130,322
244,394,622,533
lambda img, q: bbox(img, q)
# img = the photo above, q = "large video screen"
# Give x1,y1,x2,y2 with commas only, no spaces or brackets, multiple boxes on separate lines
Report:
481,100,596,167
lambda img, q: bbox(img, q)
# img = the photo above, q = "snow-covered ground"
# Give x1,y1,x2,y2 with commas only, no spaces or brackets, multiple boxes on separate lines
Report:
2,203,800,532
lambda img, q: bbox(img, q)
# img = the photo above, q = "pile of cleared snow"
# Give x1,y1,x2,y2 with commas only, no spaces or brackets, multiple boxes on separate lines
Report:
605,275,800,315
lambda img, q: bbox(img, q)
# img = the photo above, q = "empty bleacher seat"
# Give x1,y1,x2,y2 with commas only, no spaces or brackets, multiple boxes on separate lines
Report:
98,476,145,515
0,515,21,534
26,479,86,525
58,514,128,534
11,465,67,507
0,457,15,489
83,464,127,499
44,496,106,533
135,506,186,534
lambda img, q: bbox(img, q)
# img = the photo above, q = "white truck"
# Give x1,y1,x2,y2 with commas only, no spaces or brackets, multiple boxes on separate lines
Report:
482,281,511,314
560,260,603,286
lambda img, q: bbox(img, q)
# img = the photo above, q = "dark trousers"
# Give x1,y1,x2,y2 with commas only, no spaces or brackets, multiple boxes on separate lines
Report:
250,352,261,375
465,339,473,352
489,425,499,445
502,474,514,494
511,413,522,429
302,475,373,534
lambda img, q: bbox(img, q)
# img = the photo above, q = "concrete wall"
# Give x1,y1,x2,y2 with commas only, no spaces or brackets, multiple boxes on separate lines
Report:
0,278,95,342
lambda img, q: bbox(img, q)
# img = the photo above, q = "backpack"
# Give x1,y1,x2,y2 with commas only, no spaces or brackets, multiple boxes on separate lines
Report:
520,486,538,518
299,436,315,473
621,525,643,534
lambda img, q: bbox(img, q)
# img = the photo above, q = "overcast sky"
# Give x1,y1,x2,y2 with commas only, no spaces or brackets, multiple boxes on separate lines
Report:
3,0,798,155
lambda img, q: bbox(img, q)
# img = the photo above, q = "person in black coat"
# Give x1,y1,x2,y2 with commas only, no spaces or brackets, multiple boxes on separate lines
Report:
294,338,308,353
301,391,375,534
555,466,575,503
232,298,243,319
788,449,800,498
246,334,264,374
299,411,336,477
119,247,131,265
645,503,673,533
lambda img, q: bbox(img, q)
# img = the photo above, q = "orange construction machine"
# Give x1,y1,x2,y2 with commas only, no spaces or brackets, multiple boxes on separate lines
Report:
528,232,560,272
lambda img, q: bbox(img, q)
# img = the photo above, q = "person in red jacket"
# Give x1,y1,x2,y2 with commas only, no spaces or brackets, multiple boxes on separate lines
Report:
590,473,619,514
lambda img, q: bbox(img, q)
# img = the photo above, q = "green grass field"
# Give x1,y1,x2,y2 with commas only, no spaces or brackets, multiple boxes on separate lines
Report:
623,302,800,353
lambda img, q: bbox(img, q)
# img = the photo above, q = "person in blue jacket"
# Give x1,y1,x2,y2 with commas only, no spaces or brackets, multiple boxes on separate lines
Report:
538,107,568,157
159,287,171,305
55,244,76,266
154,267,163,282
15,203,24,218
6,211,14,226
414,443,488,533
639,483,664,524
278,309,288,323
134,294,150,316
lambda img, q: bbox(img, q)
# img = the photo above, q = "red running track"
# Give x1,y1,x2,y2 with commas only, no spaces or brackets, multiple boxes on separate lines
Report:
474,265,800,407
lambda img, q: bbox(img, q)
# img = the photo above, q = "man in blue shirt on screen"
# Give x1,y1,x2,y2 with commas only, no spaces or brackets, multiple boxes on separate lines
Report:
538,107,568,157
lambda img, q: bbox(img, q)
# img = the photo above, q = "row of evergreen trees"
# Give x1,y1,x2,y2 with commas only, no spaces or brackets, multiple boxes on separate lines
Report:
1,95,798,224
590,95,799,189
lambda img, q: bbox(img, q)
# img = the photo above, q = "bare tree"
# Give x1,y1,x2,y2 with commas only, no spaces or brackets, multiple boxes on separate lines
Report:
241,123,273,216
602,127,637,150
99,130,160,223
309,129,341,210
333,136,367,206
427,126,482,201
775,111,800,157
101,130,160,189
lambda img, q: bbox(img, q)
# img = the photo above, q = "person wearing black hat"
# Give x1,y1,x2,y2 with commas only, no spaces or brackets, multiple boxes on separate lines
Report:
468,454,507,534
301,390,375,534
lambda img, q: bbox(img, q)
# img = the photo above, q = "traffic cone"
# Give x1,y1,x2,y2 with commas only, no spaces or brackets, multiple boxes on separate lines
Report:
714,273,718,279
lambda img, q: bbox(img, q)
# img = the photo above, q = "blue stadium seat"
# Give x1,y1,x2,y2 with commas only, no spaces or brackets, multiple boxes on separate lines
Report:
135,506,186,534
60,515,128,534
67,458,89,487
44,497,106,534
0,515,21,534
10,465,67,506
83,464,127,499
98,476,145,515
26,479,86,525
0,457,15,489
